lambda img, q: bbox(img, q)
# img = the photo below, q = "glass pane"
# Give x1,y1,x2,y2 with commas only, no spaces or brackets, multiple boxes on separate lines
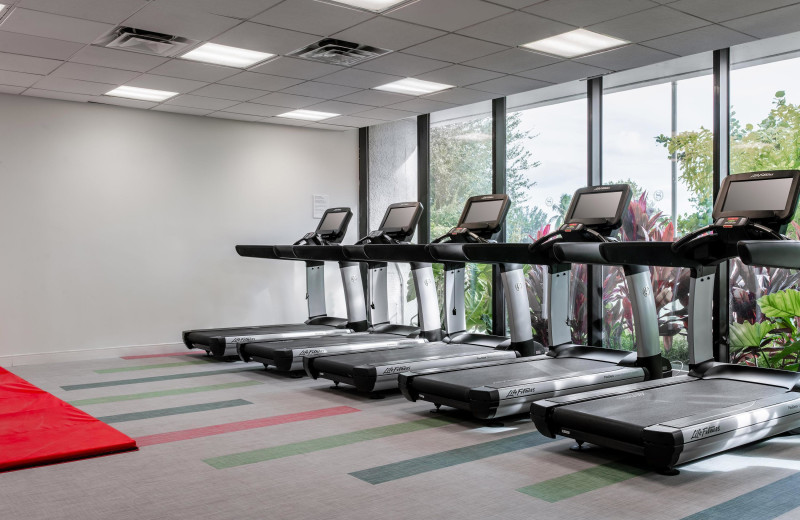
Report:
602,54,713,367
728,35,800,371
430,102,493,333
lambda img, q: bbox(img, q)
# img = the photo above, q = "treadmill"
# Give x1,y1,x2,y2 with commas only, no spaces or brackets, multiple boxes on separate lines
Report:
398,185,669,419
532,170,800,472
303,194,530,394
237,202,439,373
183,207,365,358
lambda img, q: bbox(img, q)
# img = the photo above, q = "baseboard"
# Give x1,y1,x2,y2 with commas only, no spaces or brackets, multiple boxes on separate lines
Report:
0,342,188,367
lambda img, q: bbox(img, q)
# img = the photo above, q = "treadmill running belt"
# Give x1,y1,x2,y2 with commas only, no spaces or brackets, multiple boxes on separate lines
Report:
412,357,610,402
185,324,333,344
555,379,781,445
245,333,416,357
313,344,492,373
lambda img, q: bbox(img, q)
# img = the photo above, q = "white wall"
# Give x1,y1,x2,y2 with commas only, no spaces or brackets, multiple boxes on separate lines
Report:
0,93,359,364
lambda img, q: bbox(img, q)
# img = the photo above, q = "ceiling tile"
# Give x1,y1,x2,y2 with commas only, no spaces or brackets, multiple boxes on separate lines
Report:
250,57,343,80
190,83,270,101
17,0,149,24
23,88,93,101
208,111,265,122
457,11,574,47
304,100,374,115
524,0,658,27
52,62,140,84
262,116,312,127
165,94,240,110
222,102,285,117
325,115,386,127
280,81,361,99
315,68,402,88
353,107,417,121
355,52,449,76
151,104,214,116
0,8,113,44
155,0,283,20
250,92,325,108
469,75,551,95
0,31,84,60
517,61,610,82
0,85,26,94
212,22,320,55
147,60,239,83
488,0,543,7
123,4,240,41
643,25,754,56
219,71,303,91
575,44,677,70
126,74,207,93
331,17,445,51
416,65,504,87
92,96,158,109
0,69,42,87
422,87,495,105
404,34,507,63
305,122,353,131
387,97,456,113
0,52,61,75
335,89,413,106
722,4,800,39
669,0,800,23
587,6,708,42
462,48,561,74
252,0,374,35
69,46,168,72
33,76,113,95
386,0,511,32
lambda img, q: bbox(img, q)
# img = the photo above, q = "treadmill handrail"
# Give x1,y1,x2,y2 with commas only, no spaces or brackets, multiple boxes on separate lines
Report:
738,240,800,269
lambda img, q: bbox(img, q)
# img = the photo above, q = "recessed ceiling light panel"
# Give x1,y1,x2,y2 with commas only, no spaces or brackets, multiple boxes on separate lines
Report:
278,110,340,121
105,86,179,102
521,29,628,58
318,0,409,12
182,43,274,68
374,78,454,96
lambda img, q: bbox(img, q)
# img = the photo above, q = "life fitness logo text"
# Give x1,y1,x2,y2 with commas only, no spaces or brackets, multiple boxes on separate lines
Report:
506,387,535,398
231,337,255,343
299,349,326,356
751,173,774,178
690,425,721,440
383,366,411,374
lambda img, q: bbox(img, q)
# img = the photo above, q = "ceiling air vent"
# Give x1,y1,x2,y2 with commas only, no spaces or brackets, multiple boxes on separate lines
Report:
93,27,198,57
288,39,391,66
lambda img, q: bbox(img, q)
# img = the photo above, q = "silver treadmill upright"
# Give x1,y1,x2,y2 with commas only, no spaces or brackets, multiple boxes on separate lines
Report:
532,170,800,472
302,194,531,394
398,185,669,419
183,207,366,358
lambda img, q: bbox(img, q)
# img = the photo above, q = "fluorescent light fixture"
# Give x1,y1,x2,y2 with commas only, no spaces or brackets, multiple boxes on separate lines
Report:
521,29,628,58
277,109,340,121
321,0,408,12
105,86,178,102
374,78,454,96
181,43,274,68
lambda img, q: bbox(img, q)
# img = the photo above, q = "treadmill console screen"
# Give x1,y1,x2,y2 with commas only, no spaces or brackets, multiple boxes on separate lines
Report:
316,211,347,235
569,191,624,220
722,177,793,212
381,206,419,230
462,199,505,226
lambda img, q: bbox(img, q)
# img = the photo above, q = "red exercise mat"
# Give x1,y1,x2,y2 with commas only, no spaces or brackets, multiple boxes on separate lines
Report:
0,367,137,472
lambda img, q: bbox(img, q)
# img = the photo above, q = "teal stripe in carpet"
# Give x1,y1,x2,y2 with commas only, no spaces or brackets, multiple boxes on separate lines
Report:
61,367,259,391
97,399,252,423
681,472,800,520
350,431,555,484
95,360,208,373
69,380,263,406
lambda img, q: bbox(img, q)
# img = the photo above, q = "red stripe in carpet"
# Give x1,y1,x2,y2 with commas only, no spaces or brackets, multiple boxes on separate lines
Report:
121,352,199,359
0,368,137,472
135,406,360,447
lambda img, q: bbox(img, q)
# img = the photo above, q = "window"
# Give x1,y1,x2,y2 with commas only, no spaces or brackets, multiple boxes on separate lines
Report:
430,102,493,333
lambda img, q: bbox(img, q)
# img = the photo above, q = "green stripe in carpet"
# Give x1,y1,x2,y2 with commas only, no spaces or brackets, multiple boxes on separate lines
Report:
681,472,800,520
351,431,556,484
204,416,460,469
61,367,259,391
94,360,208,373
70,381,262,406
517,460,649,502
97,399,252,423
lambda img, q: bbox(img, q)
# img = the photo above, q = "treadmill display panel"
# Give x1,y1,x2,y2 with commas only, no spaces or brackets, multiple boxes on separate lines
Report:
463,199,505,225
381,206,419,230
317,211,347,235
570,191,624,220
722,178,794,212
